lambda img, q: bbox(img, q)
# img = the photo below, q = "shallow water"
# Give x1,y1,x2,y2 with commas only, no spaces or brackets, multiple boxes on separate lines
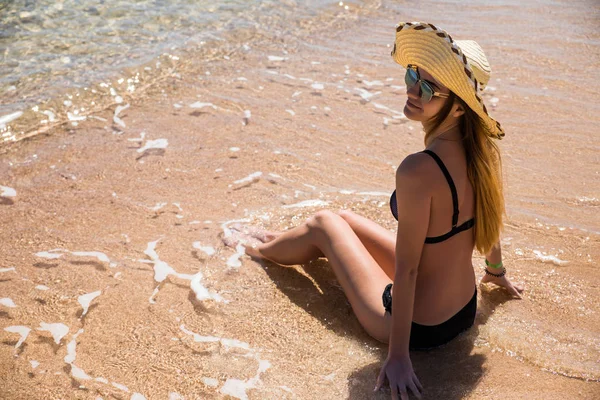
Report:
1,0,599,399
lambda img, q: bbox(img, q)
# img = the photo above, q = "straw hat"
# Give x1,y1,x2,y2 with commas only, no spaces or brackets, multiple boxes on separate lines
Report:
391,22,505,139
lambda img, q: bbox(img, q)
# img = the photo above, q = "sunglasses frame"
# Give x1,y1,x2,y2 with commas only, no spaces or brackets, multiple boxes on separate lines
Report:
405,64,449,103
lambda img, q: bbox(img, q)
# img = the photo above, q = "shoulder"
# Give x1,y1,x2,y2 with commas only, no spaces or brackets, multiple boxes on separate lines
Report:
396,152,439,185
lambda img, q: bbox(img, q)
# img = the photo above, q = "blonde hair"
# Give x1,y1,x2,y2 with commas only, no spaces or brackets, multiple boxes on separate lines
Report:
425,93,504,254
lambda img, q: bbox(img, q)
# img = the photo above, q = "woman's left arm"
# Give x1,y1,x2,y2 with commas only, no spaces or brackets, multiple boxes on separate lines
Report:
375,154,432,399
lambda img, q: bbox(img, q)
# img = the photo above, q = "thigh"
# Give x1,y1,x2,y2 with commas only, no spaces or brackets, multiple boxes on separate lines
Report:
338,210,396,280
309,211,393,343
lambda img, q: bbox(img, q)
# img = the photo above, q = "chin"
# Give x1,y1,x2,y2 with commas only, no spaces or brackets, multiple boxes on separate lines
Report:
403,105,421,122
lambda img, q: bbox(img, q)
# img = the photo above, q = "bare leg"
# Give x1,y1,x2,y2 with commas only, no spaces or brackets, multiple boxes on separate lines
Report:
337,210,396,280
252,210,392,342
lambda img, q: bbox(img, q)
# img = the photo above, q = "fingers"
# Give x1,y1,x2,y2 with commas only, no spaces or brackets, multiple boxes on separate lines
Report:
414,373,424,392
391,384,399,400
375,368,386,392
399,388,408,400
407,379,422,399
514,282,525,293
509,284,522,299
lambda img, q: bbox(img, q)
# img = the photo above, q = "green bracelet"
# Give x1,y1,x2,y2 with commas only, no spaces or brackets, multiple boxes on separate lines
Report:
485,259,503,269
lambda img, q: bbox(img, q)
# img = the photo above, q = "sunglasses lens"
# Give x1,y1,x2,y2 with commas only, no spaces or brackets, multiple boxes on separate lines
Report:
405,68,418,88
420,82,434,103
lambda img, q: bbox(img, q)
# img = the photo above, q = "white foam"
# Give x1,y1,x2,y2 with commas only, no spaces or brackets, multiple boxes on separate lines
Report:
355,88,380,101
180,325,220,343
137,138,168,153
229,147,241,152
95,377,108,384
113,104,130,128
533,250,569,266
4,326,30,349
0,111,23,129
234,171,262,184
282,199,329,208
267,55,287,61
220,359,271,400
187,327,270,399
323,372,336,381
130,394,146,400
38,322,69,344
357,191,389,196
0,186,17,197
372,102,405,117
78,290,101,317
0,267,16,273
577,196,598,203
362,80,383,87
190,102,217,109
168,393,185,400
30,360,40,369
311,83,324,90
65,328,92,380
201,378,219,387
35,285,50,290
35,251,63,259
112,382,129,392
221,219,251,239
71,251,117,268
192,242,216,256
127,131,146,143
0,298,16,308
149,287,160,304
67,112,86,122
226,244,246,269
190,272,227,303
145,240,176,282
220,338,251,350
41,110,56,122
150,202,167,211
145,240,227,303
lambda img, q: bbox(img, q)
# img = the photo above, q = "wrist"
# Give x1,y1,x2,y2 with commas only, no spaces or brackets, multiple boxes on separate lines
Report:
485,259,503,269
484,265,506,278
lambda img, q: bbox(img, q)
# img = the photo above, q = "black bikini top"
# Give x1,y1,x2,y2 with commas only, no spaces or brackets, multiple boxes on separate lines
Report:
390,149,475,244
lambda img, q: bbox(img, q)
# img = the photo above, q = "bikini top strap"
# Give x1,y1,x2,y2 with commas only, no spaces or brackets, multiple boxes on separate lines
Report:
421,150,459,228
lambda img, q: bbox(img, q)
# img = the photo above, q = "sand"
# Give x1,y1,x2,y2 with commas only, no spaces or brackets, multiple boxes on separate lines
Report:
1,0,599,399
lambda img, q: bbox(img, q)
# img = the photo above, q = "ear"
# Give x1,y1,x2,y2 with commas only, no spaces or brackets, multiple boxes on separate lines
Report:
452,102,465,118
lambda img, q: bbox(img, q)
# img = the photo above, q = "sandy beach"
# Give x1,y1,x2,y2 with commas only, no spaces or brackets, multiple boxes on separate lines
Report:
1,0,599,399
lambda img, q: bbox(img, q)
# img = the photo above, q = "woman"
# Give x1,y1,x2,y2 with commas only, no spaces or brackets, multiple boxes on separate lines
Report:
227,22,524,399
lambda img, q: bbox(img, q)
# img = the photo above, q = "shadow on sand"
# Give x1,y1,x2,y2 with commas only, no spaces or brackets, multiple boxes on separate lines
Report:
259,257,515,399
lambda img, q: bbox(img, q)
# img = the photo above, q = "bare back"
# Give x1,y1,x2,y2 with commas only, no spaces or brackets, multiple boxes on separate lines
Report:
411,141,476,325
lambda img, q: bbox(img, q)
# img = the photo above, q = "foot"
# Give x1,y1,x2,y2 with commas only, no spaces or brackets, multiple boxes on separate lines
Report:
230,223,281,243
222,224,280,260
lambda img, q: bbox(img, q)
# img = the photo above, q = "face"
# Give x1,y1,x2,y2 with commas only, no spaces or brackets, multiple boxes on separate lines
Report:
403,66,461,122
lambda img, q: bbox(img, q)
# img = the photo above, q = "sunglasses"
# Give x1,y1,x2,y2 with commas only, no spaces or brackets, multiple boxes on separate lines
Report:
405,64,449,103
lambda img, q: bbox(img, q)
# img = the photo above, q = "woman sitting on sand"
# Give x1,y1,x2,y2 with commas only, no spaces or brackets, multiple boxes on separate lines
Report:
227,22,524,399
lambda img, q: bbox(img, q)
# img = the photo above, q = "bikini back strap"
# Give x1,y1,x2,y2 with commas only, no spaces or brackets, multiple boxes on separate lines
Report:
422,150,459,228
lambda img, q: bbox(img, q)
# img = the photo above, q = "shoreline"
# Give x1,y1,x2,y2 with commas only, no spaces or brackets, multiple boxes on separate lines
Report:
1,1,599,398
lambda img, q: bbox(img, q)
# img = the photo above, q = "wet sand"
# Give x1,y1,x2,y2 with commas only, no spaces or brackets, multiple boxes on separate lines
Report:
1,0,599,399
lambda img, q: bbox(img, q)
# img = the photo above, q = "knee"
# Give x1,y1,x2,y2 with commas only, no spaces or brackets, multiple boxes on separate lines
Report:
307,210,341,232
336,209,357,223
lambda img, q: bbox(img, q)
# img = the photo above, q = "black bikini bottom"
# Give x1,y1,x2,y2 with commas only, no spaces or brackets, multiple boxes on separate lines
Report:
382,284,477,350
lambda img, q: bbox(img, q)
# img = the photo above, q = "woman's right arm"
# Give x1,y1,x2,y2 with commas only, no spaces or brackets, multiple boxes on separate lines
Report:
481,242,524,298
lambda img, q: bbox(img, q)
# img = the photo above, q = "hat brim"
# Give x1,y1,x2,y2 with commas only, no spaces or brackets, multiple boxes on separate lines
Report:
392,22,505,139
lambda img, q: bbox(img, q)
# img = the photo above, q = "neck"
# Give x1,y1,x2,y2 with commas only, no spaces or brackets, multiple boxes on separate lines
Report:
423,123,462,146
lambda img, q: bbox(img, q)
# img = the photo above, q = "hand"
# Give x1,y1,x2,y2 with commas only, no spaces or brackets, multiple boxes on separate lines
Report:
375,355,423,400
480,271,524,299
